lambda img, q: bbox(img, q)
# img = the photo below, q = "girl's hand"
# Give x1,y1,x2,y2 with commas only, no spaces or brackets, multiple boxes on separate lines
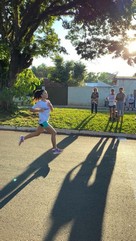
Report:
30,108,45,113
39,108,45,112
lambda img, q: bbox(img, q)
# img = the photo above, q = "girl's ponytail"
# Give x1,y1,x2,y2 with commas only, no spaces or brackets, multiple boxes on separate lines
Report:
33,89,44,101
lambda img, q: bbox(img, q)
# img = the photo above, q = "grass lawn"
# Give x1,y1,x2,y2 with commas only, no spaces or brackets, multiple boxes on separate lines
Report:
0,108,136,134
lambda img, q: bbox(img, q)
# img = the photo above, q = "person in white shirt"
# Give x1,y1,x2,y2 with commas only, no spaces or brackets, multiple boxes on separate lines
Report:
107,89,116,121
19,89,62,155
128,94,134,110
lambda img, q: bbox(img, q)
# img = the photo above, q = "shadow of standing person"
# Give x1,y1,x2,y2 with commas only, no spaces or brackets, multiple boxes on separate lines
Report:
43,137,119,241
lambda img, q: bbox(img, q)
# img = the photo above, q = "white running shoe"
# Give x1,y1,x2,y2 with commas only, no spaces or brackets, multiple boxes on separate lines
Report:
52,148,62,154
19,136,24,146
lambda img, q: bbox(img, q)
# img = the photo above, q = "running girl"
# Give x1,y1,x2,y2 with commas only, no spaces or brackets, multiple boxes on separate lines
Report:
19,89,62,154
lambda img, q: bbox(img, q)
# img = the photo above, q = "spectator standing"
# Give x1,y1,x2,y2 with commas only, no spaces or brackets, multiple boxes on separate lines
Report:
107,89,116,121
128,94,134,110
116,87,126,123
91,88,99,114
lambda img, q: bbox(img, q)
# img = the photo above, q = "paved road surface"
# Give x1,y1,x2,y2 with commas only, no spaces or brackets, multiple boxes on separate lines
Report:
0,130,136,241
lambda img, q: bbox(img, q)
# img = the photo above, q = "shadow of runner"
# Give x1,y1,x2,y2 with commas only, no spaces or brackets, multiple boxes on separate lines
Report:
0,134,78,208
0,165,50,208
43,137,119,241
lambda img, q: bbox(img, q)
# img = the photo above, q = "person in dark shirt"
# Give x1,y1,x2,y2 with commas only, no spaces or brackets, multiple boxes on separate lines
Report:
91,88,99,114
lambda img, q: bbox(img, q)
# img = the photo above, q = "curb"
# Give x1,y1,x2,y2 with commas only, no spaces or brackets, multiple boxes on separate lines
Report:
0,125,136,140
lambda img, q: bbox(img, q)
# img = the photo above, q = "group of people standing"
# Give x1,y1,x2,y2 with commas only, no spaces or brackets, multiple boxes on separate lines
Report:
91,87,126,123
107,87,126,123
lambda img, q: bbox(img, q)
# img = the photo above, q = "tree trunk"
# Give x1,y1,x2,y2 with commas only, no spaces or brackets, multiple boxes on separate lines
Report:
8,48,33,88
8,49,21,87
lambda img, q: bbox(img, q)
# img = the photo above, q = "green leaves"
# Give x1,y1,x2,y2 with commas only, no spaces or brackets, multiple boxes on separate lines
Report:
1,0,135,88
14,69,41,97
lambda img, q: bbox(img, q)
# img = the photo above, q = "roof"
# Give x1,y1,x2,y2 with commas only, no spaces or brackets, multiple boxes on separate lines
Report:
85,81,111,87
115,76,136,80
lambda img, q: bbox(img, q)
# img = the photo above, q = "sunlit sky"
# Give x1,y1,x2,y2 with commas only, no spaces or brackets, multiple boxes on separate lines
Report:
32,20,136,77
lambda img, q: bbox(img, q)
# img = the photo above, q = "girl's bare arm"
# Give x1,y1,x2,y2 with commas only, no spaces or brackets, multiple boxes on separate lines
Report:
47,100,54,111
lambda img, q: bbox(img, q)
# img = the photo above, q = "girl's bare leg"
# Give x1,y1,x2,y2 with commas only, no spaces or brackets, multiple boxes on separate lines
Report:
45,124,57,149
109,108,112,119
19,125,44,146
113,108,115,119
24,125,44,140
111,107,113,119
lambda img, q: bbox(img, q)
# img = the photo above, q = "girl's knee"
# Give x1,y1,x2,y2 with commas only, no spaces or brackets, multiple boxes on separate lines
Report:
53,130,57,135
52,129,57,136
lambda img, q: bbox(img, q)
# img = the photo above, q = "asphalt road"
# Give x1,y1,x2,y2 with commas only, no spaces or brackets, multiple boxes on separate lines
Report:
0,130,136,241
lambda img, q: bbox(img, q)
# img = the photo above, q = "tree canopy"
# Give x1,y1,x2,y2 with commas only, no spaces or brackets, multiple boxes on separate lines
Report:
64,0,136,63
0,0,135,88
32,56,87,86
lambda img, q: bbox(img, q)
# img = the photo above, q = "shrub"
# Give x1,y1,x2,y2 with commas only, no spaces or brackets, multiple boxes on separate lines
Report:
0,87,17,113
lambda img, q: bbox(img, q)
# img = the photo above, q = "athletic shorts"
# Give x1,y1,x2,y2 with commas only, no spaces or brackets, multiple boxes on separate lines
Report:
109,105,116,109
39,121,49,128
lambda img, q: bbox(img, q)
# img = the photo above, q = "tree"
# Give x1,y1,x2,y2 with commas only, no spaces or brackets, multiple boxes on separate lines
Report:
14,69,41,98
46,55,86,86
70,62,87,86
0,43,10,88
0,1,62,87
0,69,41,112
85,72,99,83
85,72,117,84
97,72,116,84
64,1,136,64
31,64,48,80
0,0,135,88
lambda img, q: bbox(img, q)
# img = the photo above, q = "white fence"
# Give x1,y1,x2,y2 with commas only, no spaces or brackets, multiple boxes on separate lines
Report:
68,80,136,107
68,86,112,107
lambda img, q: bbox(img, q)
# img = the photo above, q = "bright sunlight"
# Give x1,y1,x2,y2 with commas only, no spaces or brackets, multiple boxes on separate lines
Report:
127,41,136,54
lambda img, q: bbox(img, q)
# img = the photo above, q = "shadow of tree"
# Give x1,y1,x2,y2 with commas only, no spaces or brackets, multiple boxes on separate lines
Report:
43,137,119,241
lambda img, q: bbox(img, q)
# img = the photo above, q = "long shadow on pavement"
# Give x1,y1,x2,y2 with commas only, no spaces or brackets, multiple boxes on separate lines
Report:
76,115,96,130
43,137,119,241
0,134,78,208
